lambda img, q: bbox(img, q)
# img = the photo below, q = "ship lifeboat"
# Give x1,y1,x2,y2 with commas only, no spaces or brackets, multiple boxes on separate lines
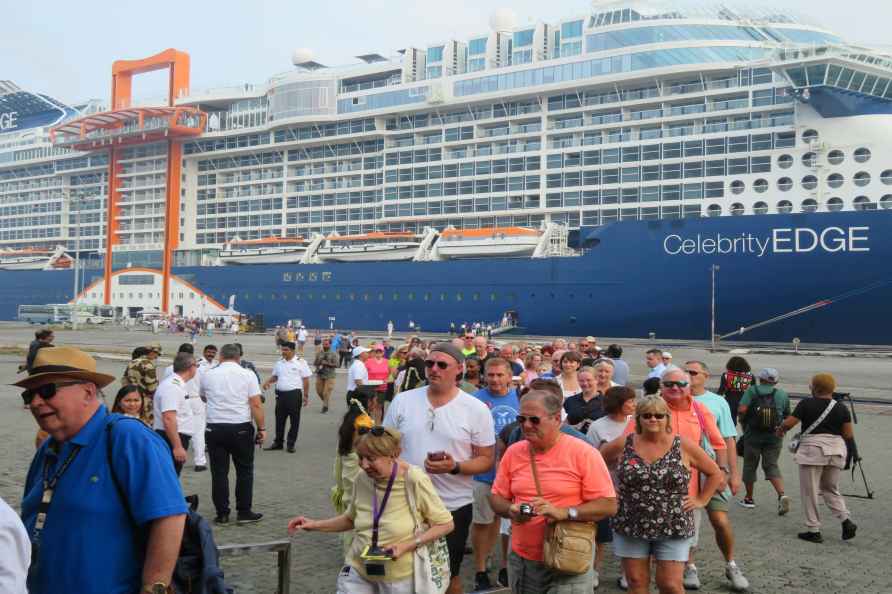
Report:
435,227,542,259
0,245,71,270
316,231,422,263
218,236,308,265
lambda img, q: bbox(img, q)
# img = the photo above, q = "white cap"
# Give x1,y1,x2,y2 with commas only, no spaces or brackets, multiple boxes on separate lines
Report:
352,346,370,357
663,351,673,359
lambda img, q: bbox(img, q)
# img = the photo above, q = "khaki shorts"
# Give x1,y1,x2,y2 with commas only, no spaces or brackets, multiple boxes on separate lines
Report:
472,480,496,524
316,376,335,400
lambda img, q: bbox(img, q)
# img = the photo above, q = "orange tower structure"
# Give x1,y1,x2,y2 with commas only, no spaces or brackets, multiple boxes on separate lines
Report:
50,49,206,313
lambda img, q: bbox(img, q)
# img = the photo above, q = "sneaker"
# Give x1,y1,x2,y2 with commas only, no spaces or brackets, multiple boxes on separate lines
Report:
683,564,701,590
497,568,508,587
474,571,493,591
214,514,230,525
263,443,283,451
738,496,755,509
798,531,824,543
322,406,329,413
778,495,791,516
286,445,296,453
236,511,263,524
592,569,600,589
725,562,750,592
617,574,629,591
842,519,857,540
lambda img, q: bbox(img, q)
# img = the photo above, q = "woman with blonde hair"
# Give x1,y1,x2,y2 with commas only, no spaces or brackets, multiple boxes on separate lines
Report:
290,425,454,592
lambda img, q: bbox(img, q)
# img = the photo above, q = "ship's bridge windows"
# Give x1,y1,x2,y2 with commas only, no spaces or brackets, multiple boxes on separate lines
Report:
801,198,819,213
853,196,875,211
827,174,844,189
730,180,745,195
880,195,892,210
827,197,844,212
730,203,745,216
777,177,793,192
753,201,769,215
802,129,819,144
777,200,794,214
827,150,845,166
753,179,769,193
801,175,818,191
706,204,722,217
853,171,871,187
854,148,872,163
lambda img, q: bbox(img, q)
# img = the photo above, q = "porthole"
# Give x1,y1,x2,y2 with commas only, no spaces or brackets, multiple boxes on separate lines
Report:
801,175,818,190
753,179,769,193
753,201,769,215
827,173,844,189
730,203,745,215
880,195,892,210
802,152,817,167
854,147,872,163
777,200,793,213
827,197,844,212
706,204,722,217
881,169,892,185
730,180,745,194
802,129,819,143
853,196,874,211
801,198,818,213
777,177,793,191
853,171,871,187
777,154,794,169
827,149,845,165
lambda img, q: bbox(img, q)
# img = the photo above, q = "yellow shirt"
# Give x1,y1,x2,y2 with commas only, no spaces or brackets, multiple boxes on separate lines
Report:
347,464,451,581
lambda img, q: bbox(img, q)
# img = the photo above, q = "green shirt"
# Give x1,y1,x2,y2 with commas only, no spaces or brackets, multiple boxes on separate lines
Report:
740,384,790,445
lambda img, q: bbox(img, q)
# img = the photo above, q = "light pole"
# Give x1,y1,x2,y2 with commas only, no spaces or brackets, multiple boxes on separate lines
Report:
67,188,81,331
710,264,719,351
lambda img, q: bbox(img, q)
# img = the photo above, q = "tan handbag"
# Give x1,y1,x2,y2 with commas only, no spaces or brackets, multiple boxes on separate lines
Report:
528,444,596,575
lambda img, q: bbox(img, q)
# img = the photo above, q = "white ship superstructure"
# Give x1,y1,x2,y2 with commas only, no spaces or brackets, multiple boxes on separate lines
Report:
2,0,892,273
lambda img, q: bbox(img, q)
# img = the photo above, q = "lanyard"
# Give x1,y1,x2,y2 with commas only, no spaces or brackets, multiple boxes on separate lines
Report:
30,444,82,569
370,462,398,549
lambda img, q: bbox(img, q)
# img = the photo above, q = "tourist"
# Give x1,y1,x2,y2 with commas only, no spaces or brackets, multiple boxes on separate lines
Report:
397,347,427,394
555,350,583,400
588,386,637,448
297,325,308,355
365,343,390,400
662,351,673,367
490,389,617,592
717,356,755,427
347,346,371,403
606,395,722,594
383,343,496,594
336,331,351,368
645,348,666,379
262,341,312,452
313,338,339,414
18,346,186,593
0,495,29,593
540,349,564,380
21,328,54,373
498,344,524,375
605,344,630,387
472,335,489,362
520,351,541,386
112,384,150,425
460,356,483,393
563,365,606,434
330,397,375,556
738,367,792,512
686,361,750,591
201,343,266,524
386,319,394,338
470,357,520,590
275,325,289,349
288,426,454,593
778,373,857,543
153,352,197,476
236,343,261,384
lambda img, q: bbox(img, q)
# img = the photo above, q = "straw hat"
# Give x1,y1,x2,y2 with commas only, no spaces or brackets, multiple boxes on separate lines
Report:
13,346,116,390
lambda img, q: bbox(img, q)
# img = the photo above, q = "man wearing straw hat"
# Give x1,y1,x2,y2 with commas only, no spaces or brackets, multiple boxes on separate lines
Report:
16,346,187,594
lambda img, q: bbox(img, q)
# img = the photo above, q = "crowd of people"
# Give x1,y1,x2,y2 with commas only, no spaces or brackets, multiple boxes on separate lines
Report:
3,327,862,594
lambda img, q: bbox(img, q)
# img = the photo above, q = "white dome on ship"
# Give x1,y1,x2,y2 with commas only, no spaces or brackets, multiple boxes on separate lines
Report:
489,8,518,32
291,48,315,66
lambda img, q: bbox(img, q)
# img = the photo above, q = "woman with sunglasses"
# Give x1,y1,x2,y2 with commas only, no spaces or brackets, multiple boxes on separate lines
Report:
605,396,723,594
289,425,454,593
112,385,150,425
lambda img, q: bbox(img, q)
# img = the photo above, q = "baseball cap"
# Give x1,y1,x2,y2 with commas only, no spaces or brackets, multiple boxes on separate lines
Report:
429,342,465,365
758,368,780,383
352,346,370,358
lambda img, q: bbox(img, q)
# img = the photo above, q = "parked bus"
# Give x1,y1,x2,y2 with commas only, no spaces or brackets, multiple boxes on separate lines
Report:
17,303,116,324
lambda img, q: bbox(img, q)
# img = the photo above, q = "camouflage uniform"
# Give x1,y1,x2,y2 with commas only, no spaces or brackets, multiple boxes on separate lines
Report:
123,349,160,420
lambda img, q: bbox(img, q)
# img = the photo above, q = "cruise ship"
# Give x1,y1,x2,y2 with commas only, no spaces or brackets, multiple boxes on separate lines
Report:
2,0,892,343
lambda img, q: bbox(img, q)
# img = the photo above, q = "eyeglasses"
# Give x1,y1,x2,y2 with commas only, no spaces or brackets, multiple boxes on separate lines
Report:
424,360,449,370
661,380,689,389
358,426,393,438
516,415,542,425
21,381,83,405
684,370,701,376
427,407,436,432
640,413,667,420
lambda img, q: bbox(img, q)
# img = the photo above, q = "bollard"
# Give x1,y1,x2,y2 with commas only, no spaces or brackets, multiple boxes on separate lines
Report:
218,539,292,594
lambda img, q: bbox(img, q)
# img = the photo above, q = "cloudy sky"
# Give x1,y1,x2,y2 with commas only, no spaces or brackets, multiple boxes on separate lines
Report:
3,0,891,103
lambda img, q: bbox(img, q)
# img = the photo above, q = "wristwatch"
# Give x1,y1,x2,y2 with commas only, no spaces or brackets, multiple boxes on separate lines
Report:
567,507,579,521
142,583,169,594
449,461,461,475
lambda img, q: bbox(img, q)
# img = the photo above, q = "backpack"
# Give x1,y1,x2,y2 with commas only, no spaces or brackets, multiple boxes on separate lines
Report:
724,370,753,394
106,417,231,594
748,388,779,431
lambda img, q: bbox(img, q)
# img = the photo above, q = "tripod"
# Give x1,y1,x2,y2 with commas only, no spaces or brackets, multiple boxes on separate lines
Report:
833,392,875,500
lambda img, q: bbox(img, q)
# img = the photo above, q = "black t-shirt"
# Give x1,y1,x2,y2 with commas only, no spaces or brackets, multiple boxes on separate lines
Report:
563,393,606,432
792,397,851,436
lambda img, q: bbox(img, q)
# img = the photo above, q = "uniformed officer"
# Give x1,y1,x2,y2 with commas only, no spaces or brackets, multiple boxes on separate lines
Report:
262,341,311,452
153,352,197,476
123,343,162,420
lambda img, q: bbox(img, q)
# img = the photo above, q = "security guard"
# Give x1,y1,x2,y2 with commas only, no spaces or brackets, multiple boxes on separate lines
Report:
262,341,311,452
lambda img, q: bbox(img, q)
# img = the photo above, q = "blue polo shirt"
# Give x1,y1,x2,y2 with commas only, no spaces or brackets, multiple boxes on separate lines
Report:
22,406,187,594
473,387,520,484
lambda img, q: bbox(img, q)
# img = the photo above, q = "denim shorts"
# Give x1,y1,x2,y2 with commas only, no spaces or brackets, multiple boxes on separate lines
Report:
612,533,694,562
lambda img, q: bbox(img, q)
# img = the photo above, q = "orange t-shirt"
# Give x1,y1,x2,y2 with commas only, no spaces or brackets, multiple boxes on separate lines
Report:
492,433,616,562
622,397,725,497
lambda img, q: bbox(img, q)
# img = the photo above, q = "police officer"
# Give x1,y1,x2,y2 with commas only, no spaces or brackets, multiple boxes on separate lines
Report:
262,341,311,452
123,343,161,420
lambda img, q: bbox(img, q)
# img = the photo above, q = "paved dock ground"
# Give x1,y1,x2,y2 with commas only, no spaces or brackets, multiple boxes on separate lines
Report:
1,325,890,593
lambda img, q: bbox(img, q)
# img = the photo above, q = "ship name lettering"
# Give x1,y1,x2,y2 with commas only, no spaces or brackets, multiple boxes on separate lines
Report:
0,111,18,131
772,226,869,254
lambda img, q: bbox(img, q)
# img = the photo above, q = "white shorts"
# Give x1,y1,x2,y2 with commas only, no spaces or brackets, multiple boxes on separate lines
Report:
336,565,413,594
472,480,496,524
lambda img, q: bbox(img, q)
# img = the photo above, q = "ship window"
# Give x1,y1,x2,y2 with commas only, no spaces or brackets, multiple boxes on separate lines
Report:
801,199,818,213
455,293,463,301
424,292,431,301
827,150,844,165
753,179,768,193
827,173,844,189
440,293,447,301
283,273,292,282
349,293,355,301
777,200,793,214
730,203,745,216
753,201,769,215
392,293,399,301
777,177,793,191
854,147,871,163
730,180,745,194
490,293,497,301
880,195,892,210
335,293,341,301
881,170,892,185
827,197,844,212
801,175,818,190
378,293,384,301
802,152,817,167
853,171,871,187
472,293,479,301
706,204,722,217
853,196,875,211
295,293,301,301
802,129,819,144
407,292,415,300
777,154,793,169
306,293,313,301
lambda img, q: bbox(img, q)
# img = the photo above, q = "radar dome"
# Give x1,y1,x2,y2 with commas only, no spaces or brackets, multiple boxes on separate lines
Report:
489,8,517,32
291,48,315,66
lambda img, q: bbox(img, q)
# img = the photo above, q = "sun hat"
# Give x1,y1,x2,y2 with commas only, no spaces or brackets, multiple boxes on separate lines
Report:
13,346,116,390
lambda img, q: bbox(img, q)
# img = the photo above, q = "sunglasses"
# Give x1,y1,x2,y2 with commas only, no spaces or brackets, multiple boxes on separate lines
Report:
516,415,543,425
424,360,450,370
22,381,83,405
661,380,689,389
684,370,701,376
358,426,393,437
640,413,667,420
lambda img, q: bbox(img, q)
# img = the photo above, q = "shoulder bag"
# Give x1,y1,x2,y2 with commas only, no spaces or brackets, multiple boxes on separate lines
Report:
789,399,836,453
528,443,596,575
404,468,451,594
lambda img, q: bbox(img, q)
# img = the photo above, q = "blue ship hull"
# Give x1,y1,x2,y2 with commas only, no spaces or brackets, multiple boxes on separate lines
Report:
2,211,891,344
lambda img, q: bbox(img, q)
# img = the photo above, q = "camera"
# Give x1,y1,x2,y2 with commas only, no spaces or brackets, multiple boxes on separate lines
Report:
519,503,535,517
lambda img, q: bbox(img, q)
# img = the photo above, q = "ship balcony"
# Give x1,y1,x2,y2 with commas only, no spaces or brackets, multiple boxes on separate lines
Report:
50,107,207,151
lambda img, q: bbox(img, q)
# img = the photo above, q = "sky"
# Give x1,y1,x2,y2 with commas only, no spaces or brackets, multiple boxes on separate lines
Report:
3,0,892,104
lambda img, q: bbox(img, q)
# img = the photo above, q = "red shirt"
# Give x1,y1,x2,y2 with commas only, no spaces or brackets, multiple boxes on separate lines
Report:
364,357,390,392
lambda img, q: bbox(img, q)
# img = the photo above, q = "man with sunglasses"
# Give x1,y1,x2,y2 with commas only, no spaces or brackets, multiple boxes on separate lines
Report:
17,346,186,594
383,343,495,594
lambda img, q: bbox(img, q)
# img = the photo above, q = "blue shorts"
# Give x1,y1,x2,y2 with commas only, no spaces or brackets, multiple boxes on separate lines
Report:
612,533,693,562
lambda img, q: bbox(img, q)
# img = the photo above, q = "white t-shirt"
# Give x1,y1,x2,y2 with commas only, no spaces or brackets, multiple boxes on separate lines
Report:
297,328,308,342
272,357,312,391
347,359,369,392
161,364,201,398
383,386,496,510
201,361,261,424
587,415,631,446
0,497,29,594
153,373,195,435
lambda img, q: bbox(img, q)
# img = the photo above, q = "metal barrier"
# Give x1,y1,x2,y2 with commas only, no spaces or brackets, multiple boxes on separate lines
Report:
218,539,292,594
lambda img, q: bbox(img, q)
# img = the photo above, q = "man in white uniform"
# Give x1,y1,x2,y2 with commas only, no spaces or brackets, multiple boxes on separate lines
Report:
153,352,196,476
384,343,495,594
346,346,370,404
0,496,29,593
262,341,311,452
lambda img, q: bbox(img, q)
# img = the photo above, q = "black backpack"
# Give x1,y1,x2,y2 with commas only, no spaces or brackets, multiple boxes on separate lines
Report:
106,417,231,594
749,388,779,431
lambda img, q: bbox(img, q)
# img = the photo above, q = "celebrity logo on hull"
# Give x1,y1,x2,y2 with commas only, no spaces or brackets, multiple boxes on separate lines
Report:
663,226,870,257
